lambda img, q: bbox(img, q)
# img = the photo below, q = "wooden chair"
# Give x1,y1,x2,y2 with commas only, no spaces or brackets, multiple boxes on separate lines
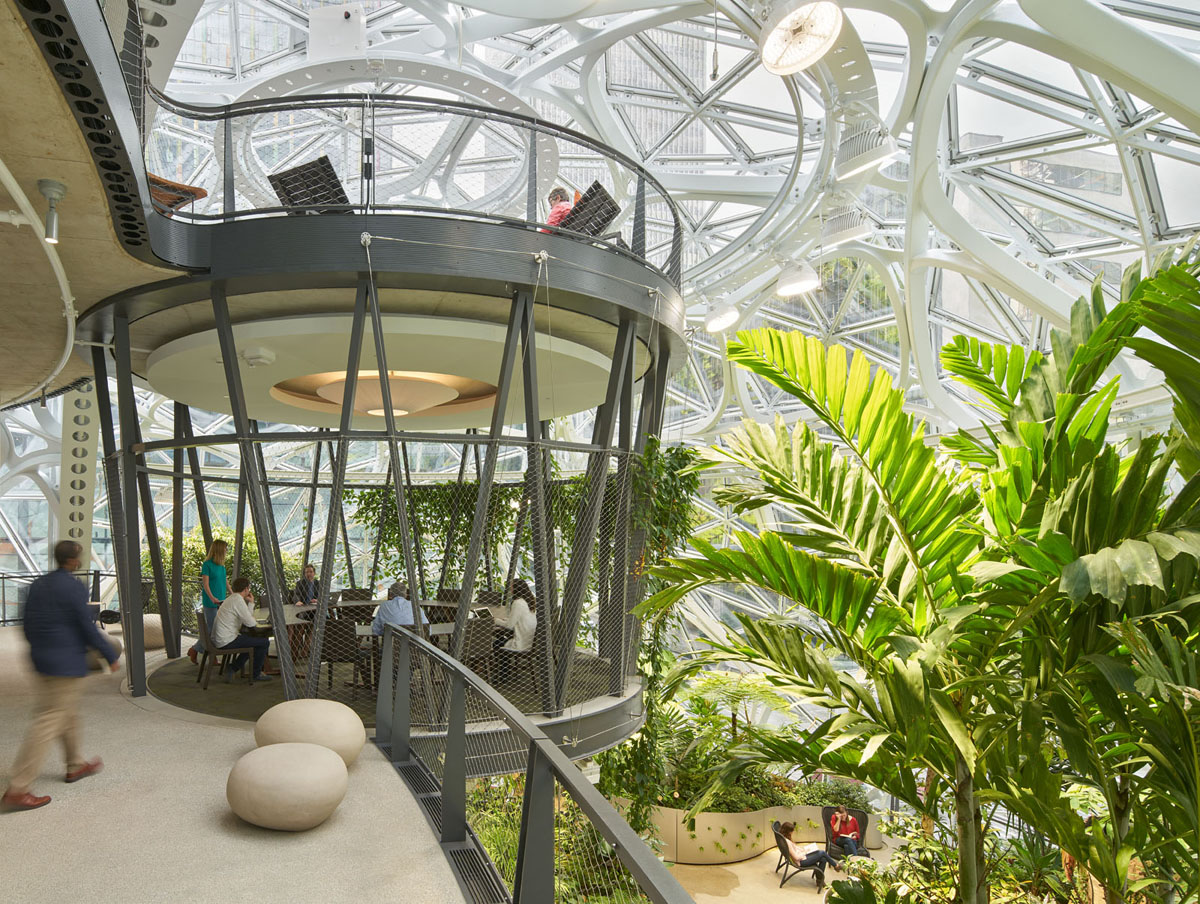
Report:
771,820,827,890
318,620,368,699
195,613,255,689
339,587,373,602
822,806,871,859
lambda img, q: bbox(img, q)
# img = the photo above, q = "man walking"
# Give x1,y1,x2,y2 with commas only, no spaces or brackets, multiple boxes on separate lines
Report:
3,540,120,811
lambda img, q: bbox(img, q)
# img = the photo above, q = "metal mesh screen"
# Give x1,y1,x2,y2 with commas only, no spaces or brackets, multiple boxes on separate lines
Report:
553,778,651,904
287,439,641,727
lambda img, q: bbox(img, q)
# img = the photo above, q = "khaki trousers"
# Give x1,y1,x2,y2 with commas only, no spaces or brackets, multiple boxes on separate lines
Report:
9,673,87,793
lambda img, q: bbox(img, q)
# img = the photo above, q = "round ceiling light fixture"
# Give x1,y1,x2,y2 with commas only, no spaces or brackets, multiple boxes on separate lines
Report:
776,260,820,297
759,1,844,76
314,371,460,418
704,301,741,334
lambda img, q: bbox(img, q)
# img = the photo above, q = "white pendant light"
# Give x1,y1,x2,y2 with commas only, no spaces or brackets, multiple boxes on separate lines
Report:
759,1,844,76
776,260,820,297
704,302,741,334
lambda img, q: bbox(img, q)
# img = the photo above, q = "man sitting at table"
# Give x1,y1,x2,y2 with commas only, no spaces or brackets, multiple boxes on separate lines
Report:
293,563,319,606
372,581,429,636
211,577,273,682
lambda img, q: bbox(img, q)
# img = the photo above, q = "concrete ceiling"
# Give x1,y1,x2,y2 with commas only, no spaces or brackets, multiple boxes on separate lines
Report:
0,0,175,407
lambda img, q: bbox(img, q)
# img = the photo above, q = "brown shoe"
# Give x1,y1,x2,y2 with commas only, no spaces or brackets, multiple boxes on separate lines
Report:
65,758,103,783
2,790,51,811
188,648,198,665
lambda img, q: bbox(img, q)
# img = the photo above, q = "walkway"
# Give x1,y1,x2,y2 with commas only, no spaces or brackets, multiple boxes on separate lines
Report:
0,627,461,904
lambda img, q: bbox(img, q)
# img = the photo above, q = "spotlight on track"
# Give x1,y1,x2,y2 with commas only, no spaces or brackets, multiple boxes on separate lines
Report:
37,179,66,245
704,301,741,334
776,260,820,297
759,1,844,76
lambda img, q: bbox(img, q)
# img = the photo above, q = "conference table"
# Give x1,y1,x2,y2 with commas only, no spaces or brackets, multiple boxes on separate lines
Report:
251,600,472,683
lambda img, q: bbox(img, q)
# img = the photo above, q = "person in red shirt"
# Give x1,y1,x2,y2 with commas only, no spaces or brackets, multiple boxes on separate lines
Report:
546,187,573,227
831,805,862,856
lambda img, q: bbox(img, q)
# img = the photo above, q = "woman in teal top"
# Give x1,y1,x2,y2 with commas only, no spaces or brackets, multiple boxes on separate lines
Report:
187,539,228,663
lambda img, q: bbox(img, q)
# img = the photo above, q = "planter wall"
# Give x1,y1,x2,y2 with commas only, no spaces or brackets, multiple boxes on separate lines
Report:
648,803,881,865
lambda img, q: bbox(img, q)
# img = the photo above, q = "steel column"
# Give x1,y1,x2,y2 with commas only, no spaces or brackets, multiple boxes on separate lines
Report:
91,345,141,692
301,434,323,570
252,423,288,587
170,425,184,654
304,282,368,697
326,441,358,589
436,441,471,599
441,672,467,844
513,742,556,904
177,407,213,549
363,270,426,644
210,284,298,698
401,442,429,599
553,320,635,705
112,316,148,696
391,631,411,763
133,418,177,659
233,461,247,579
518,298,557,716
450,292,527,658
633,174,647,258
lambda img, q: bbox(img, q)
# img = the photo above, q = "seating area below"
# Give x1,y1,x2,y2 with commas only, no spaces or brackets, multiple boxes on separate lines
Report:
0,627,461,903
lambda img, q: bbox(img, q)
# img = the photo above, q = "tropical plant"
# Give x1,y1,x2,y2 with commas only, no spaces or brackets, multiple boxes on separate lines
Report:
141,525,303,605
638,252,1200,904
596,437,700,835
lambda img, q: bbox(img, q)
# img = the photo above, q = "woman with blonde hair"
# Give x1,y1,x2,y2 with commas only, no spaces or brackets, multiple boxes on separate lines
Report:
187,539,228,664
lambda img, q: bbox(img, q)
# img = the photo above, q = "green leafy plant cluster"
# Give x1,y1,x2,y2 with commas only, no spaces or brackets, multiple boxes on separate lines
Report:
140,524,303,615
641,250,1200,904
596,437,700,835
825,815,1077,904
467,774,648,903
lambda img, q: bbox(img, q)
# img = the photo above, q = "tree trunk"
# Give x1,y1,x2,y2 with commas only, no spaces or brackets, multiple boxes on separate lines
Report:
954,754,987,904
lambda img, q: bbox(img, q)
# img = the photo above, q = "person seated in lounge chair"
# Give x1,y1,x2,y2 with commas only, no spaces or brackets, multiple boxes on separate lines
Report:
493,578,537,652
371,581,428,636
780,821,842,875
832,805,863,856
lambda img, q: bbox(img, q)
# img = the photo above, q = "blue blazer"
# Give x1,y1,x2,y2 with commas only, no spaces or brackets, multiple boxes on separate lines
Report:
23,569,118,677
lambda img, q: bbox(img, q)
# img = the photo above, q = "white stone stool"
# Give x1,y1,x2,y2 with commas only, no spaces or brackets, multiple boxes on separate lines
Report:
226,742,348,831
254,698,366,766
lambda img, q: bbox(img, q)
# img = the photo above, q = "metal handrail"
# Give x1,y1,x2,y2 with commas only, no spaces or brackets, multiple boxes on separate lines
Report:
376,624,692,904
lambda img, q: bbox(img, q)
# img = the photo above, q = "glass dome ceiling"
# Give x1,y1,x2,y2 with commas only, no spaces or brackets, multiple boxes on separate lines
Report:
141,0,1196,442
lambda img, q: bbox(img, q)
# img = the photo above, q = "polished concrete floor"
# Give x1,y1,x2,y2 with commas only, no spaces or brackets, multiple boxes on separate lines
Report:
0,627,461,904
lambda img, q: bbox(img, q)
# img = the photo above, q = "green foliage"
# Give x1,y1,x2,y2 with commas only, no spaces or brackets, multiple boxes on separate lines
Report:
826,815,1075,904
790,776,872,812
596,437,700,836
640,250,1200,904
467,774,648,903
140,524,302,609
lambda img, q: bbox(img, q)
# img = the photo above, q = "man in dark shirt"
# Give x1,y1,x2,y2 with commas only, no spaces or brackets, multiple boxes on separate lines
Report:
2,540,120,811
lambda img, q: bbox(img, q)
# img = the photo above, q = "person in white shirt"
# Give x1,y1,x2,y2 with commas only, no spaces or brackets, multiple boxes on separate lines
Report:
211,578,272,682
493,578,537,652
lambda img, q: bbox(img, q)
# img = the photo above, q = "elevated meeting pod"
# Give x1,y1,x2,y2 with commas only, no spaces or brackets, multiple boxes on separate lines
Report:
68,41,685,756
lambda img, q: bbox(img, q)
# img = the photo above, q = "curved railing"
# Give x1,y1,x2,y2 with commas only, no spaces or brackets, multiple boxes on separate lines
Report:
376,624,691,904
144,91,683,286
